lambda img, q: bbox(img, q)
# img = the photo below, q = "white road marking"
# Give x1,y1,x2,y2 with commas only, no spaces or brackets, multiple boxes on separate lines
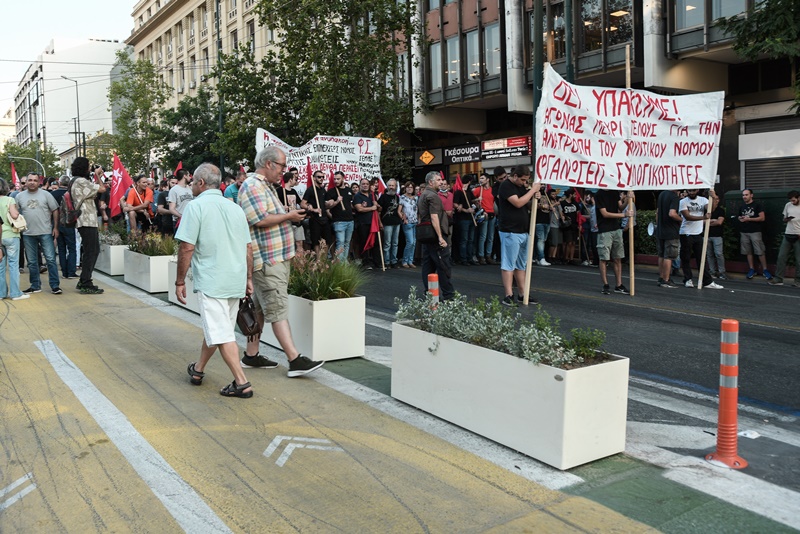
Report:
264,436,344,467
35,340,232,534
0,473,36,511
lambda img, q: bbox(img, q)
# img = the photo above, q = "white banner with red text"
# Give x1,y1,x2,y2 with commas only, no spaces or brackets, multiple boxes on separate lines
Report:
534,63,724,191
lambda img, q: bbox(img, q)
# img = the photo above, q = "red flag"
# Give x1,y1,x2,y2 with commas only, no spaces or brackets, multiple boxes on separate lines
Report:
328,169,336,190
239,164,246,174
362,208,380,253
453,173,464,193
174,161,182,174
305,158,313,189
376,176,386,195
150,168,155,179
111,153,134,218
10,162,19,189
573,188,583,204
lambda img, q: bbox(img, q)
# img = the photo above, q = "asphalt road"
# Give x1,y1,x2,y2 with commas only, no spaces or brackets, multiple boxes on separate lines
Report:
357,261,800,414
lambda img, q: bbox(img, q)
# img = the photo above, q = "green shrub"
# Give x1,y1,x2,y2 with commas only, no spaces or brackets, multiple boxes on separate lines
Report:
127,232,177,256
395,288,607,369
99,221,130,246
288,242,367,300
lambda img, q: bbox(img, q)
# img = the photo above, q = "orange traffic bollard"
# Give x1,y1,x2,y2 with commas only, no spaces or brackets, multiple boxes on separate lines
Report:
427,274,439,309
705,319,748,469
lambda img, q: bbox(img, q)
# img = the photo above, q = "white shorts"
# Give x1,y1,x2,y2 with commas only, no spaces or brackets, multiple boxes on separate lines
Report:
197,292,239,346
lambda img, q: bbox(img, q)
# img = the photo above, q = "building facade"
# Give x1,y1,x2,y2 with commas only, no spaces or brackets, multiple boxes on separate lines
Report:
410,0,799,193
14,38,126,157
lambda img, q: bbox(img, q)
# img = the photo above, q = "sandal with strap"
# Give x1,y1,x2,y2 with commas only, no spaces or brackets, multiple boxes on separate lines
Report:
220,380,253,398
187,362,205,386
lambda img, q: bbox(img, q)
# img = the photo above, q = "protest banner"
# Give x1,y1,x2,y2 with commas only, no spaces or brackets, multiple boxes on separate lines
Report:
255,129,382,189
534,63,724,191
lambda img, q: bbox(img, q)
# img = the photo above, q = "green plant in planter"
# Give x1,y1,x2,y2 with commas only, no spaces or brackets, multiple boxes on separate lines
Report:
395,288,607,369
127,231,177,256
99,221,130,246
288,242,367,300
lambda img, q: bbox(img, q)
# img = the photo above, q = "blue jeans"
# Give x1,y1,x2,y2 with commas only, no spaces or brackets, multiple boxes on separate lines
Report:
774,235,800,283
401,223,416,265
534,223,550,261
332,220,354,261
457,219,476,262
706,236,725,275
382,224,400,266
57,226,77,277
1,237,23,298
23,234,60,290
475,216,495,258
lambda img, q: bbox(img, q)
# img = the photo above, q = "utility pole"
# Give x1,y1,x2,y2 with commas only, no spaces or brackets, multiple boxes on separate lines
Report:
216,0,225,173
61,76,82,156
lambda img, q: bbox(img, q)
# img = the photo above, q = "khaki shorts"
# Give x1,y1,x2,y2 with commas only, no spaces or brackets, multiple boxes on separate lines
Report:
740,232,765,256
596,229,625,261
252,260,291,323
656,238,680,260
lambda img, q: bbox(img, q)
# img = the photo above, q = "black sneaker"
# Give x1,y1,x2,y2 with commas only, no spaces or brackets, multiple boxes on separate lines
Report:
287,355,324,377
52,287,63,295
516,294,539,305
501,295,517,307
601,285,611,295
79,285,104,294
23,287,41,294
659,279,678,288
241,352,279,369
614,285,629,294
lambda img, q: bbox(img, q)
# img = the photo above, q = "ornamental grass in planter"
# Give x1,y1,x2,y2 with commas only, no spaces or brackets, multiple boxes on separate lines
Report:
127,231,177,257
392,288,628,470
288,242,367,300
99,221,130,246
123,231,177,293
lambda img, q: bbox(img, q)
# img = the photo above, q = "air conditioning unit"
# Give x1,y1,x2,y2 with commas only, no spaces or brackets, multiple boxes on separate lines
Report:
177,85,184,94
200,74,208,82
189,81,197,89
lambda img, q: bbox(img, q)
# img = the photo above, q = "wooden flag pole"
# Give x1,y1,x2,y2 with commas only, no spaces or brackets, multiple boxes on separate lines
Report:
697,192,714,290
523,194,540,306
625,43,634,296
377,224,386,271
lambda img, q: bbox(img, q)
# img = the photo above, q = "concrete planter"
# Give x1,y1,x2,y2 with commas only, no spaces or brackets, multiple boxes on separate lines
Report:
261,294,366,361
123,249,174,293
391,322,629,470
96,244,128,276
167,260,200,314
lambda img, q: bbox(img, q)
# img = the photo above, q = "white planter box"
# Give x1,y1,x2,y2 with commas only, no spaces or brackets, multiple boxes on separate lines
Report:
123,249,175,293
261,294,365,361
167,260,200,314
96,244,128,276
391,322,629,470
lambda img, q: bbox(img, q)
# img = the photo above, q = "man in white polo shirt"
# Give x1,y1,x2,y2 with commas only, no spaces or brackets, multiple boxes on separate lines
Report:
174,163,255,398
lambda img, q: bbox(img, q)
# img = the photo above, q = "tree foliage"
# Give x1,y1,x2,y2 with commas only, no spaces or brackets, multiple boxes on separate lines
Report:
717,0,800,112
84,132,116,170
108,49,169,174
1,140,61,180
213,0,418,179
157,86,220,173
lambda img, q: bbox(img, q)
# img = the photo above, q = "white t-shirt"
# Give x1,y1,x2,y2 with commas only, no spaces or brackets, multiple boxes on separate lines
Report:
783,201,800,235
679,195,708,236
167,184,194,221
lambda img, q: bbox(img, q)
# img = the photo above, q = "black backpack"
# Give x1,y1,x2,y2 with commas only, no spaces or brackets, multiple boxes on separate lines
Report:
59,177,86,228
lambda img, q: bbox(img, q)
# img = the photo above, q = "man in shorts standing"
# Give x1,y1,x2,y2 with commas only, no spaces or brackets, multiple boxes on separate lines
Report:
595,188,633,294
738,189,772,279
655,189,681,288
238,146,324,377
496,165,539,305
176,163,255,398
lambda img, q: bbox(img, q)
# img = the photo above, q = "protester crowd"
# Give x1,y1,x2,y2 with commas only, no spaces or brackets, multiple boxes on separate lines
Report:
2,150,799,396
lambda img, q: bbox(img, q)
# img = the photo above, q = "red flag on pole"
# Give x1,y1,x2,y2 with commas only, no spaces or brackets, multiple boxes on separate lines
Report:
174,161,182,174
328,169,336,190
453,173,464,193
375,176,386,196
10,162,19,190
362,207,381,253
111,153,134,218
150,168,155,179
305,158,313,189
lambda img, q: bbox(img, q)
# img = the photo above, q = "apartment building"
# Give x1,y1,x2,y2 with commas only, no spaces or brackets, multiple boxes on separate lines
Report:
14,38,126,156
126,0,273,109
410,0,800,192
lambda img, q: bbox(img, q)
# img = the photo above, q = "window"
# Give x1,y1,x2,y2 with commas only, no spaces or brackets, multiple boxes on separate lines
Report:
267,27,275,43
676,0,704,30
166,30,173,53
230,0,237,9
550,3,566,60
446,36,460,85
201,6,208,28
247,20,255,51
147,7,151,18
429,0,440,10
607,0,632,46
202,48,209,74
430,41,442,90
190,56,196,81
169,68,174,89
138,15,144,27
188,14,195,36
396,52,408,97
465,30,481,80
156,0,160,9
712,0,745,19
178,23,184,43
231,30,238,51
179,62,185,87
581,0,602,52
483,23,500,77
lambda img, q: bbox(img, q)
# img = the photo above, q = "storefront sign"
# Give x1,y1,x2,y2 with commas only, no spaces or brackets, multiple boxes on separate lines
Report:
443,144,481,164
481,136,532,160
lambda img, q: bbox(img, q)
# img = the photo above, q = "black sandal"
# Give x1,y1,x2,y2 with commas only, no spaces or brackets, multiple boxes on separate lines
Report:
220,380,253,398
187,362,205,386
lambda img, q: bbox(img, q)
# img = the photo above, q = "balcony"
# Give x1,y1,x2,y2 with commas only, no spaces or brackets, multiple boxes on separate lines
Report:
244,0,255,11
200,28,208,40
228,8,237,19
177,44,184,55
188,36,195,47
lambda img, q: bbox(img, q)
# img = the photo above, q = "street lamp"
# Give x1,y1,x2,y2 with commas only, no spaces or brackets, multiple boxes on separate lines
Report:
61,75,82,157
7,155,47,178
